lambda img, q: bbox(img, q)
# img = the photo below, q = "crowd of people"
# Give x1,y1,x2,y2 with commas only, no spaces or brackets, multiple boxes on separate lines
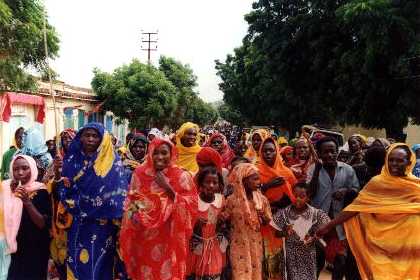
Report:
0,121,419,280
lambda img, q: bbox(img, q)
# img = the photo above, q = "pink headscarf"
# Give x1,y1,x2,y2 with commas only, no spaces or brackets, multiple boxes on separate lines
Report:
1,155,46,253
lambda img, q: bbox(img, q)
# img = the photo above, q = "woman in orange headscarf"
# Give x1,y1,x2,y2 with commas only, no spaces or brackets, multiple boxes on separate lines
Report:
316,143,420,279
290,137,316,182
257,137,297,280
120,138,198,280
244,129,269,164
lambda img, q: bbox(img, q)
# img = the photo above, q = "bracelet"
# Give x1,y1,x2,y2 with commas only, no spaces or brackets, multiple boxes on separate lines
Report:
54,177,64,183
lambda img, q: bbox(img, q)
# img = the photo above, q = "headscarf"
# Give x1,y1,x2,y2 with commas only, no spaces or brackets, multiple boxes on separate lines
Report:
18,127,52,172
228,163,265,231
277,136,288,146
120,138,197,280
257,138,297,203
148,128,162,139
373,138,391,150
176,122,201,173
204,132,235,168
412,144,420,153
343,143,420,279
244,129,269,162
2,155,46,253
196,147,223,174
123,134,148,170
60,122,128,219
58,128,77,157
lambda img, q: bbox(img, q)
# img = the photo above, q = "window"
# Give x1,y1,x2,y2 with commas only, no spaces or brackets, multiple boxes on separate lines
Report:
78,110,85,129
105,115,113,133
63,108,74,129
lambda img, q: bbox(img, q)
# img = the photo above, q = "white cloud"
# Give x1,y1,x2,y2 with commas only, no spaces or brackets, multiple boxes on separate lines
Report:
45,0,254,102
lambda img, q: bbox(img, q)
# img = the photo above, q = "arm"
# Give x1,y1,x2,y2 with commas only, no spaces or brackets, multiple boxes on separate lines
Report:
316,211,358,237
17,188,50,229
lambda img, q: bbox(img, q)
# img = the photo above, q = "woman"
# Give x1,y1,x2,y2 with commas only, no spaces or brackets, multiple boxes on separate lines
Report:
4,155,51,280
206,132,235,169
244,129,269,163
371,138,391,150
346,135,365,166
316,143,420,279
148,128,162,142
48,129,76,280
120,138,198,280
1,127,24,180
280,146,297,167
221,163,272,280
257,138,297,280
176,122,202,173
18,127,52,181
122,134,148,181
56,123,128,280
290,137,315,182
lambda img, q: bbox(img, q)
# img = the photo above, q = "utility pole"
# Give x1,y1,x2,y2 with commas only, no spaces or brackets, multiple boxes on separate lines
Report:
141,30,158,65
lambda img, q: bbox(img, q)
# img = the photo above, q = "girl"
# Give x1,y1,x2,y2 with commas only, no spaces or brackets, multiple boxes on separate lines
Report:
187,166,227,280
273,183,330,280
4,155,51,280
221,163,272,280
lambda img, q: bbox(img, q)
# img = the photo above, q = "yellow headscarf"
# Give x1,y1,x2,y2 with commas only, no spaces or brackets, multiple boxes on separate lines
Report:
343,143,420,279
175,122,201,173
244,129,269,163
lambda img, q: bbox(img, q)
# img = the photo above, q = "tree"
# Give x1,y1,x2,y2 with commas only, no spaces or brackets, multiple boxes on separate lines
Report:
91,60,177,129
92,57,218,129
216,0,419,139
217,102,247,125
0,0,60,90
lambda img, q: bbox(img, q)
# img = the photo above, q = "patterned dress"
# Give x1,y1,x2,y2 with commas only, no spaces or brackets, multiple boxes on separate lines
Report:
187,194,228,280
273,205,330,280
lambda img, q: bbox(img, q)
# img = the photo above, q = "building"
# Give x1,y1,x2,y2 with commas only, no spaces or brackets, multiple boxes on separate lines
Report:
0,80,128,154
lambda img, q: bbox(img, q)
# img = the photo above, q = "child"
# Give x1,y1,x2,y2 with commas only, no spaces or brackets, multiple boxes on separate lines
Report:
187,166,227,280
221,163,272,280
273,182,330,280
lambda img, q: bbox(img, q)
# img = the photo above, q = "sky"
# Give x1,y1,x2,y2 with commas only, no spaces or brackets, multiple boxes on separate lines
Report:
44,0,255,102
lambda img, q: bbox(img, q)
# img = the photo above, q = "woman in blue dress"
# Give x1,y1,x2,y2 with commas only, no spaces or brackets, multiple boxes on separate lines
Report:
54,123,128,280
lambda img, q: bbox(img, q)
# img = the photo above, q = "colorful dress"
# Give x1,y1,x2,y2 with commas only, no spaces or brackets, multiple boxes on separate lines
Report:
120,138,198,280
205,133,235,169
273,205,330,280
224,163,272,280
58,123,128,280
187,193,228,280
257,138,297,280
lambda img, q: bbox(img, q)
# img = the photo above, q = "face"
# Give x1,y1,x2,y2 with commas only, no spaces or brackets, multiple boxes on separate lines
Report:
200,173,220,197
262,141,276,166
13,158,31,185
80,128,101,155
61,134,72,151
319,141,338,167
112,136,117,146
348,137,361,154
126,134,133,144
131,140,147,160
388,147,410,177
252,134,262,152
152,143,171,170
211,136,224,153
15,129,24,149
295,141,310,160
181,128,198,147
293,187,309,209
243,172,260,192
47,140,56,151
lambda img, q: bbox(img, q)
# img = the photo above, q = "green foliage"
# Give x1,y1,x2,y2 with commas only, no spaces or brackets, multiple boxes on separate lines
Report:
0,0,60,90
216,0,419,138
92,57,218,129
217,102,247,125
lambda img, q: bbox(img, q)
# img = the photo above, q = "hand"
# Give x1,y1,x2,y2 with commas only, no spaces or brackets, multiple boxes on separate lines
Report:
270,177,285,187
304,235,316,246
333,189,347,201
15,186,30,205
284,224,294,237
53,155,63,180
155,171,175,199
10,180,20,192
